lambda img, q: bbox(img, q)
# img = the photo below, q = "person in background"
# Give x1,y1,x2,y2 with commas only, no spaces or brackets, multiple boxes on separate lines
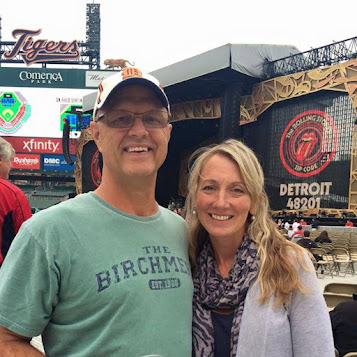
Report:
291,225,304,242
330,294,357,357
0,137,32,268
315,230,332,244
345,219,354,227
287,225,295,239
185,139,334,357
296,230,319,250
300,218,307,226
0,69,193,356
276,218,283,229
292,218,300,232
311,218,320,231
284,219,290,230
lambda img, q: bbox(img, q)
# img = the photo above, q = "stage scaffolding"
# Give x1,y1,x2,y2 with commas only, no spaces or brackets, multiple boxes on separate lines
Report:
264,36,357,79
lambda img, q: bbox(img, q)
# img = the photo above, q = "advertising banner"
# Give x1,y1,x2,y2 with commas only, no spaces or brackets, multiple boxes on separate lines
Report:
0,87,92,137
0,68,85,89
42,154,76,172
11,153,41,170
85,71,117,88
243,91,355,210
3,136,77,155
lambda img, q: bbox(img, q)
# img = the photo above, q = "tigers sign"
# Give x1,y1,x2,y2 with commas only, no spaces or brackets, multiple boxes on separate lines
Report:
4,29,80,66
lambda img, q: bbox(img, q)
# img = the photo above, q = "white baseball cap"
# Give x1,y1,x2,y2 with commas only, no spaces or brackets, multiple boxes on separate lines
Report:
93,67,170,120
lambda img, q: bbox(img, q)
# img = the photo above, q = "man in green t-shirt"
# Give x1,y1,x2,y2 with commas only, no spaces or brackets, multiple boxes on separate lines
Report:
0,68,193,356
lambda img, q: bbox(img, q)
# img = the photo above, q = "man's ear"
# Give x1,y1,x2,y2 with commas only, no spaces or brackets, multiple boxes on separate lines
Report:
166,123,173,139
90,121,102,152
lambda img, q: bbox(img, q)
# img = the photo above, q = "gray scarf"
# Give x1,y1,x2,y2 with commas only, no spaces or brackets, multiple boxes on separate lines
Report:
192,234,259,357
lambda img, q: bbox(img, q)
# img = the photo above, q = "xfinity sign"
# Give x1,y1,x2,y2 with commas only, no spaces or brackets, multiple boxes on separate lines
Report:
23,138,60,153
4,137,77,155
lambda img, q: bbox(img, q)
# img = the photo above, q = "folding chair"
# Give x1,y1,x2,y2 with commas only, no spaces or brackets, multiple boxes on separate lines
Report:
321,243,333,253
332,248,355,276
310,248,334,278
323,282,357,295
349,247,357,271
323,292,353,310
334,244,349,250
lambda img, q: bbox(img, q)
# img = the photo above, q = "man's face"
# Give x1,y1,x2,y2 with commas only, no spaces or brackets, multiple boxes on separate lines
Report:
90,85,172,181
0,155,13,179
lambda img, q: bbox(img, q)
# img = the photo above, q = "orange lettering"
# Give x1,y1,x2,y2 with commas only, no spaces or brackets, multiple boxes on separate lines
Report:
122,67,142,79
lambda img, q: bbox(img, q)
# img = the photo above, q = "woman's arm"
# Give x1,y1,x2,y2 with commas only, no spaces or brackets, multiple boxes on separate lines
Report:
289,256,335,357
0,326,45,356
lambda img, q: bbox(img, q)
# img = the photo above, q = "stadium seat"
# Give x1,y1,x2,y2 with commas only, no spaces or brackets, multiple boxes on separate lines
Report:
350,247,357,269
332,248,355,276
310,248,334,278
323,292,353,310
323,283,357,295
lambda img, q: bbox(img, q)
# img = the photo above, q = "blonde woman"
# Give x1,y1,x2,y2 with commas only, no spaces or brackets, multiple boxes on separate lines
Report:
185,139,334,357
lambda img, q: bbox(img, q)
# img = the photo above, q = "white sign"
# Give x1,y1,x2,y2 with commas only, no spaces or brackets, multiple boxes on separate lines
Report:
279,181,333,210
85,71,117,88
0,86,93,138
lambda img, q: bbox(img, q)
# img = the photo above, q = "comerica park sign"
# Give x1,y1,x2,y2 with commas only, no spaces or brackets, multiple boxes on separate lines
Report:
3,29,80,66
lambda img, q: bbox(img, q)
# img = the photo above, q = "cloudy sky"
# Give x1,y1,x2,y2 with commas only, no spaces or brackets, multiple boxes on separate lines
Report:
1,0,356,72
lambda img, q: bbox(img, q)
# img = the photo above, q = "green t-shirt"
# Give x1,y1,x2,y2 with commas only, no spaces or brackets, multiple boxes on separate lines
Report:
0,192,193,357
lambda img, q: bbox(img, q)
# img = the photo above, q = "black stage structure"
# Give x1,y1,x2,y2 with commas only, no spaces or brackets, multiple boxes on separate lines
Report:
80,38,357,227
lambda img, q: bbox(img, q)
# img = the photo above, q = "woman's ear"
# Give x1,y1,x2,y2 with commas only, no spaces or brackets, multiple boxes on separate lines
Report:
249,193,265,218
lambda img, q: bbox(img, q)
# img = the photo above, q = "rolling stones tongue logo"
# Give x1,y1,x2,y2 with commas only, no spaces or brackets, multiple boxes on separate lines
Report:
280,110,338,177
295,132,318,163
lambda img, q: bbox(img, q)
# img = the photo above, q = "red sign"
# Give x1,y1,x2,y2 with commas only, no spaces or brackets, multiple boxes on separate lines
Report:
12,153,41,170
279,110,338,177
4,136,77,155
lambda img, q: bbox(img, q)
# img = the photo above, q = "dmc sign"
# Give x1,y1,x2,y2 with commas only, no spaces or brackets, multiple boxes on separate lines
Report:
3,29,80,66
42,154,76,172
44,158,60,164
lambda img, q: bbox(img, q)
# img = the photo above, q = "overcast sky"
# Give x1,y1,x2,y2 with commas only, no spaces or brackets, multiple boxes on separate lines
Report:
1,0,356,72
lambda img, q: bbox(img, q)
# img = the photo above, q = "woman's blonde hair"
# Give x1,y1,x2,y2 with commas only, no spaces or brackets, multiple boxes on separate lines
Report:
185,139,310,307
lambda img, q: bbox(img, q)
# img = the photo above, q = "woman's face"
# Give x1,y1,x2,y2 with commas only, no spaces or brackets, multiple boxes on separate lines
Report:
195,154,253,244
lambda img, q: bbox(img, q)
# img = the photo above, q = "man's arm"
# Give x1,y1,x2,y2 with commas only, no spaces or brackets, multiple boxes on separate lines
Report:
13,190,32,234
0,326,45,356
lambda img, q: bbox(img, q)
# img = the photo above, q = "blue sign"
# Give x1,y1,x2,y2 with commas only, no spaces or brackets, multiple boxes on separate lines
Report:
42,154,76,171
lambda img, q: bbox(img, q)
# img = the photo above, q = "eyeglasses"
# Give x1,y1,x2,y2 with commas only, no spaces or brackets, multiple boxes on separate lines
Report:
97,109,170,129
